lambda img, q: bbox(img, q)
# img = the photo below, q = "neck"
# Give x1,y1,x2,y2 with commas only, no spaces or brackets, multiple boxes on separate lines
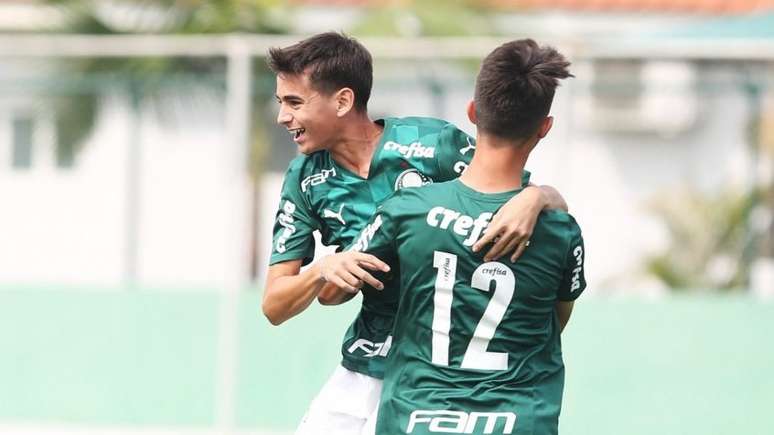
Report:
459,133,532,193
329,111,383,178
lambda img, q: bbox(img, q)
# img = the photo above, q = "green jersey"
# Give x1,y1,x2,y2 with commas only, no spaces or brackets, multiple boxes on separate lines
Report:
352,179,586,435
269,117,488,378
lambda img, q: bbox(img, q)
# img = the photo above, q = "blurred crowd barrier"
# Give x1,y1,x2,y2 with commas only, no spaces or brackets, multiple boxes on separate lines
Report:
0,287,771,435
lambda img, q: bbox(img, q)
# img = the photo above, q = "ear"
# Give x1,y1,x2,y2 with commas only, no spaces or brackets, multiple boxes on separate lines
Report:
466,100,477,124
335,87,355,117
537,116,553,139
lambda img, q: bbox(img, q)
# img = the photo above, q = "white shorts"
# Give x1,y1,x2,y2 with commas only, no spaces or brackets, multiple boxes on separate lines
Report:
295,365,382,435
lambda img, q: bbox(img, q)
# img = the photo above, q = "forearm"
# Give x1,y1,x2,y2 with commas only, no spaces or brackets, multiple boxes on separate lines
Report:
537,185,568,212
262,264,325,325
318,281,357,305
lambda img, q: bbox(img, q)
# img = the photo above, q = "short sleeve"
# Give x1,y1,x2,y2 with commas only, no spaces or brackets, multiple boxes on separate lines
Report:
269,163,319,266
557,220,586,301
435,123,476,182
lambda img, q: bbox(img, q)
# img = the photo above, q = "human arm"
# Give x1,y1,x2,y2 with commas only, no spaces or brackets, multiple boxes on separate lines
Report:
263,260,322,325
317,281,357,305
262,252,390,325
555,301,574,333
472,184,569,262
433,123,569,262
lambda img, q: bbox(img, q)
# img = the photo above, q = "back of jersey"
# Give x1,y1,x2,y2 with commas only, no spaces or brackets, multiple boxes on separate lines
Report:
359,179,586,435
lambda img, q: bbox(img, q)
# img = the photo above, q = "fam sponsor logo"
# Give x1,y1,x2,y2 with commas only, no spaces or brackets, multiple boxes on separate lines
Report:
350,214,383,252
407,410,516,434
301,167,336,192
346,335,392,358
571,245,584,292
394,168,433,191
275,200,297,253
384,141,436,159
426,207,492,247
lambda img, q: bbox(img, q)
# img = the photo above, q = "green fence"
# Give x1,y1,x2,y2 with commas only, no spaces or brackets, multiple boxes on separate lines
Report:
1,287,772,434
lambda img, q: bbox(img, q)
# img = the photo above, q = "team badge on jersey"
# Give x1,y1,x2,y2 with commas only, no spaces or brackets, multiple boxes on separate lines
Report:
394,168,433,191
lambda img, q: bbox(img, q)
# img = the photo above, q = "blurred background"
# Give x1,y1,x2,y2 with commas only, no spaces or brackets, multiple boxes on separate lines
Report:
1,0,773,434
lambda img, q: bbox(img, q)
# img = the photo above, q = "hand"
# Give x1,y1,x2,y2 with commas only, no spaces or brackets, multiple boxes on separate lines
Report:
317,251,391,293
472,186,544,262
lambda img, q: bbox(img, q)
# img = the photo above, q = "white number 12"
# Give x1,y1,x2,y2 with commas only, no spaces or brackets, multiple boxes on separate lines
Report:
431,250,515,371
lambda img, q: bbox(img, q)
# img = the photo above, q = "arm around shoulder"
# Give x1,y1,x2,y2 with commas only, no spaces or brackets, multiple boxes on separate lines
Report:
534,184,568,212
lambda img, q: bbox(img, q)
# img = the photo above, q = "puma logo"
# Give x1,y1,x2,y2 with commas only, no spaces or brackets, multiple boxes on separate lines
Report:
459,137,476,155
323,204,346,225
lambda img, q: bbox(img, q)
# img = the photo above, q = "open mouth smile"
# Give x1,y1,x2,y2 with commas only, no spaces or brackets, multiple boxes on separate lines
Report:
288,128,305,141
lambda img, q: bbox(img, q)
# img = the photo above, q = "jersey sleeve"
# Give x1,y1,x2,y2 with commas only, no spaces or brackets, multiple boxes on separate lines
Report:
435,123,476,182
269,162,319,266
557,218,586,301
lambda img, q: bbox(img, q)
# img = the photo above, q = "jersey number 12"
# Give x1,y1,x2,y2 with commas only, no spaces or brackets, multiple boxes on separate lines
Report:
431,250,515,371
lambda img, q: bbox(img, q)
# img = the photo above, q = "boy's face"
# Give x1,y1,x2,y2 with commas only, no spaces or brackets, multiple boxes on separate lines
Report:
275,72,340,155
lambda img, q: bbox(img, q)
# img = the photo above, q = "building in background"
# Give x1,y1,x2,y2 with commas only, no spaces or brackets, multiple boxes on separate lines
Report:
0,0,772,295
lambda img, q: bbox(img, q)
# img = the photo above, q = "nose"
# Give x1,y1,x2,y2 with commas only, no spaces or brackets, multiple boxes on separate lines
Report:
276,105,292,125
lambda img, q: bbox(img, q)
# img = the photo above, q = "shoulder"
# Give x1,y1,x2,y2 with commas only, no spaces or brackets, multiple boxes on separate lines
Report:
385,116,469,138
537,210,583,241
387,116,451,130
382,181,452,211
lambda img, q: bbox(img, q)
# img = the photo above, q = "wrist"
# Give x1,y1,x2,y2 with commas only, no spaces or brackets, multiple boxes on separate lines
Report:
526,185,548,210
312,263,326,285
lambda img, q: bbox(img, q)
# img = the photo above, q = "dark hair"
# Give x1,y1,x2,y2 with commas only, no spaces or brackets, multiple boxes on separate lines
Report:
474,39,573,140
268,32,373,112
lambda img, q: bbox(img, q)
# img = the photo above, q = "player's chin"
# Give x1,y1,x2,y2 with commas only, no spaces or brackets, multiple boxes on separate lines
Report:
297,141,322,155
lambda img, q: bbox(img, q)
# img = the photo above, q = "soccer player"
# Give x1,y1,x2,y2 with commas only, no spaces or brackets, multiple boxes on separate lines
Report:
262,33,568,434
351,39,584,435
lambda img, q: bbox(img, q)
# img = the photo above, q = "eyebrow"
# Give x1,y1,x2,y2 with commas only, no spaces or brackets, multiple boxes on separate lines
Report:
276,94,303,102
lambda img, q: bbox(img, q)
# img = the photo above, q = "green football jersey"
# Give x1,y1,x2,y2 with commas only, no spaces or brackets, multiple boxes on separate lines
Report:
270,117,500,378
351,179,586,435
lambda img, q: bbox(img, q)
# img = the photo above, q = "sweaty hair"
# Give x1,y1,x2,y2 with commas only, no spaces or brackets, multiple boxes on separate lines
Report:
474,39,573,140
268,32,373,112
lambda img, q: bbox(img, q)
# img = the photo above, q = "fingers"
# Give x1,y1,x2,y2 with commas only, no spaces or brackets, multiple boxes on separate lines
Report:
485,235,521,262
355,269,384,290
354,253,390,272
346,257,384,289
509,240,529,263
472,220,501,253
325,273,361,293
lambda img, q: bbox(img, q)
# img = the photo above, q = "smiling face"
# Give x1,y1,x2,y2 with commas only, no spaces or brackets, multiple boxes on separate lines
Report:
275,72,342,155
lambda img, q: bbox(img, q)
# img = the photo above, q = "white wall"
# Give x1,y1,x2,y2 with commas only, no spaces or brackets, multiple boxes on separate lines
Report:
0,94,251,290
0,63,760,293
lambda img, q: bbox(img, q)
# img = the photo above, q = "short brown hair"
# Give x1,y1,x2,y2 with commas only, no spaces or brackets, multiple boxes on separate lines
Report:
268,32,373,112
474,39,572,140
